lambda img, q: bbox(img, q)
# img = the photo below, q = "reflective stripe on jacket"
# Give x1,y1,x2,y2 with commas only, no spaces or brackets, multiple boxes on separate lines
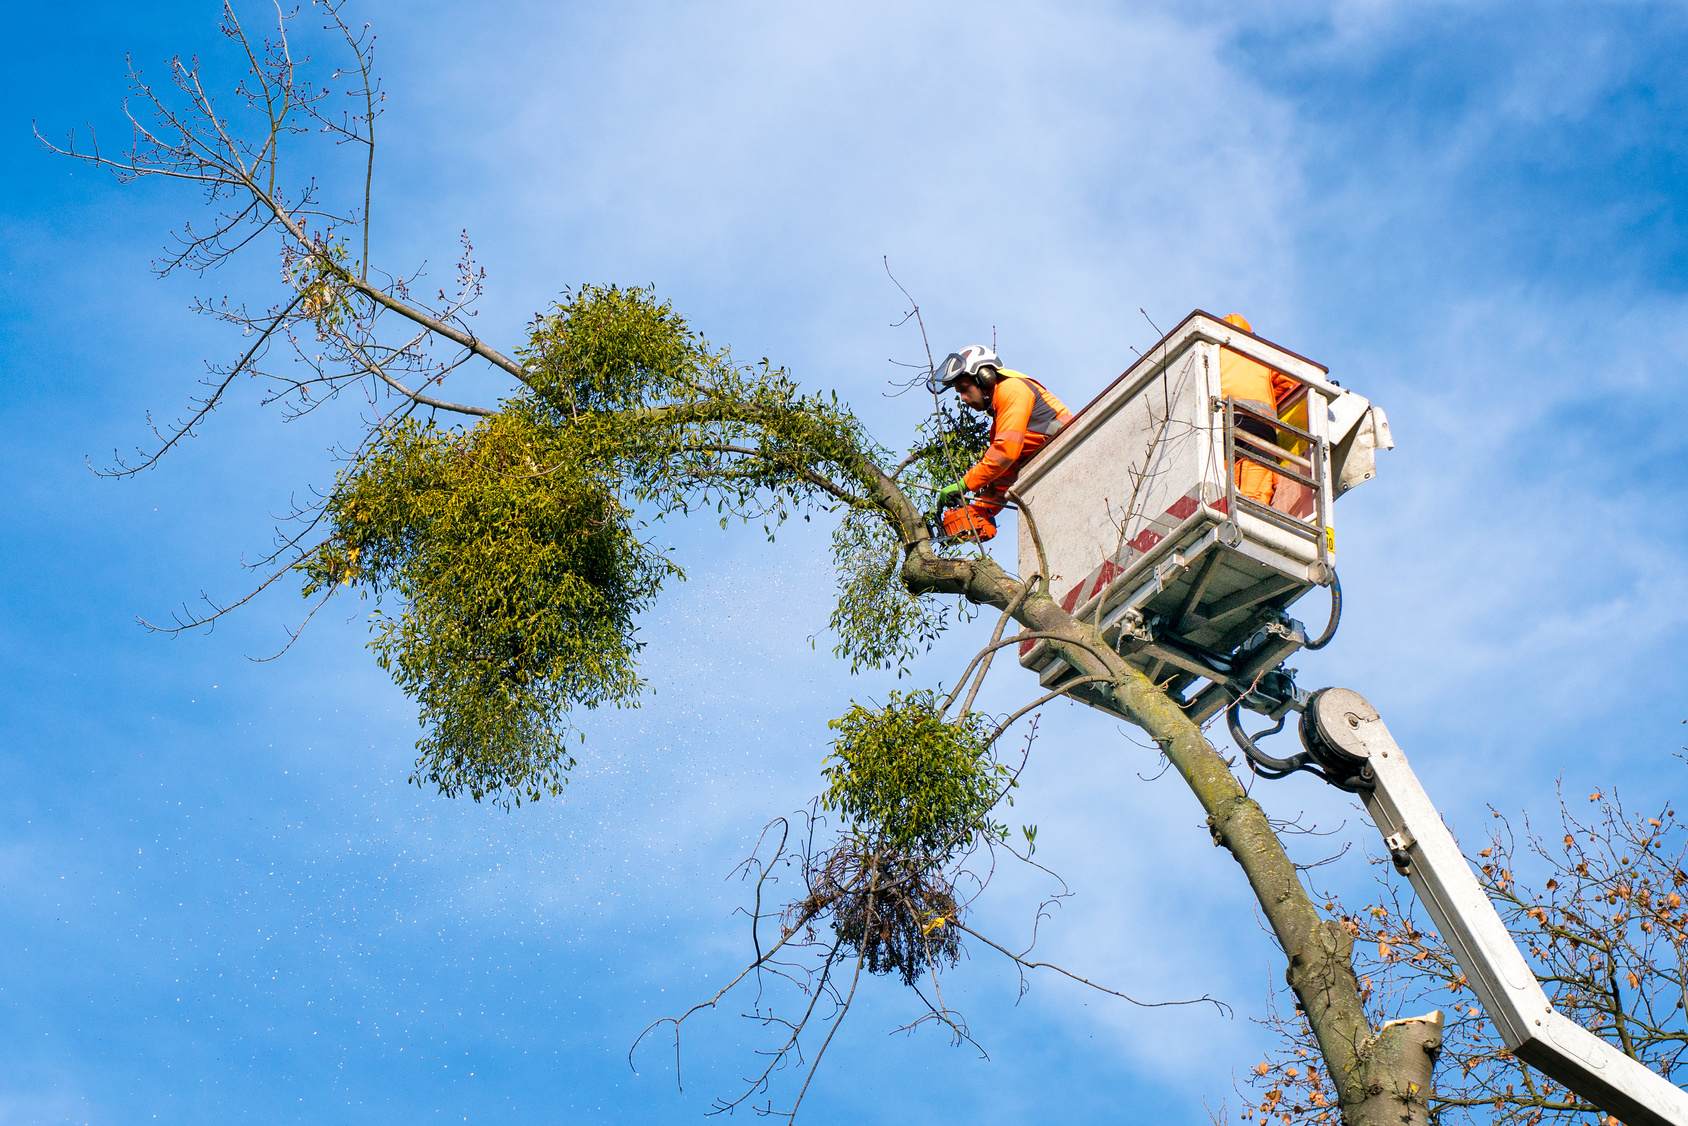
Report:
962,371,1073,492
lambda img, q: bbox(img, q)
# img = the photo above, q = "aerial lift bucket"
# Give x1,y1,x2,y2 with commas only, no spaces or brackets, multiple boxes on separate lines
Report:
1012,310,1391,721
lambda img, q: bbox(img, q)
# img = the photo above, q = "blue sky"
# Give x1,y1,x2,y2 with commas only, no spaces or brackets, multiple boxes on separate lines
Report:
4,1,1687,1122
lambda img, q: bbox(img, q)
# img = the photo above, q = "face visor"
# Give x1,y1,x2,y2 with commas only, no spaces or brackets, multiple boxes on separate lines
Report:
925,352,967,395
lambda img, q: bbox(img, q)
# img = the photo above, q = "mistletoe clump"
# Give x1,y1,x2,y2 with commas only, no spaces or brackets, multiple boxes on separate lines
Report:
794,690,1010,983
304,402,673,807
303,284,902,807
821,689,1005,856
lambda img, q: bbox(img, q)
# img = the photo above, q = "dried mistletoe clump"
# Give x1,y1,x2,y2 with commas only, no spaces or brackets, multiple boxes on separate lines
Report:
790,836,963,987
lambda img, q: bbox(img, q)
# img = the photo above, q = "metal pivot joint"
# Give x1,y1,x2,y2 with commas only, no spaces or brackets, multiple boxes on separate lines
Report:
1229,685,1375,792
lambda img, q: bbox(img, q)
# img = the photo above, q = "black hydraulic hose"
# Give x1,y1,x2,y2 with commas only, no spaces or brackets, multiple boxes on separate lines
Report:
1226,701,1308,776
1303,571,1342,651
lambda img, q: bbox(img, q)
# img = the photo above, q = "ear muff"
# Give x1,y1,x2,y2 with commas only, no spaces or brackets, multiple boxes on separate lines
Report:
973,366,1000,390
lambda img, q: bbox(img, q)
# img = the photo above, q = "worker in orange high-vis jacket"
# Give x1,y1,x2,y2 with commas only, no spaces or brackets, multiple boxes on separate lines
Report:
929,345,1073,542
1218,314,1299,506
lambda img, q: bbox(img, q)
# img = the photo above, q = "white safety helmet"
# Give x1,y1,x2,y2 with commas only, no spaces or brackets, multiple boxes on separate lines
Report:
926,345,1002,393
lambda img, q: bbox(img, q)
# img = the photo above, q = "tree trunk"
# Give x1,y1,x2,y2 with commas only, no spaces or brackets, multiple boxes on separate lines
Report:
1351,1012,1445,1126
901,542,1438,1124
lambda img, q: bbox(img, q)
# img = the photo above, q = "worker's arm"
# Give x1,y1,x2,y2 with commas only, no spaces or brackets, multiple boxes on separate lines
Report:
962,379,1035,491
1270,372,1300,409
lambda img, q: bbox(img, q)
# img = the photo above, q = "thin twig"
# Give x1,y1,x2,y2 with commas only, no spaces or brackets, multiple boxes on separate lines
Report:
1002,485,1048,596
986,676,1114,744
956,922,1231,1015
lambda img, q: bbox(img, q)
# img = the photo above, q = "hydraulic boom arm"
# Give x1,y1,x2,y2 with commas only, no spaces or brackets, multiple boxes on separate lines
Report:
1299,688,1688,1126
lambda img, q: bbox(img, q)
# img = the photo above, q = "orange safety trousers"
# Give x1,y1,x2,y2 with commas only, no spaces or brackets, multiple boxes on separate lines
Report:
1235,458,1276,505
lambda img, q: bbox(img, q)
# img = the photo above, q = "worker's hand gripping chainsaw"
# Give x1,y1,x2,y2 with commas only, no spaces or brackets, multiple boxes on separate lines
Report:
926,481,969,539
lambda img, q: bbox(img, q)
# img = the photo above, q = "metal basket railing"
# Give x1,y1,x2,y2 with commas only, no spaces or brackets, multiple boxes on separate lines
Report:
1219,396,1332,583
